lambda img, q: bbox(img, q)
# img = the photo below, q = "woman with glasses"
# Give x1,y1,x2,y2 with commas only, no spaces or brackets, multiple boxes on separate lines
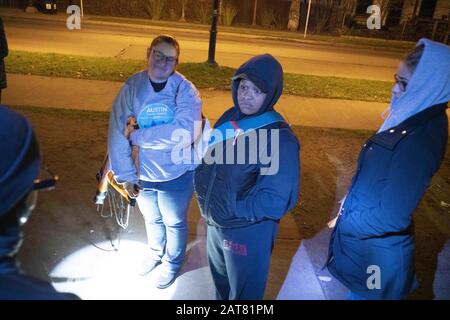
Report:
0,105,79,300
327,38,450,300
108,35,202,289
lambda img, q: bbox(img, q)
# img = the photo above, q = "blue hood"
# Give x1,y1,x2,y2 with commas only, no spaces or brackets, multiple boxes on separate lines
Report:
378,38,450,132
231,54,284,120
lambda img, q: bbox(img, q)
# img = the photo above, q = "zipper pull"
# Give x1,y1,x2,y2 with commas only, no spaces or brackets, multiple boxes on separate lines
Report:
233,128,244,146
230,121,243,146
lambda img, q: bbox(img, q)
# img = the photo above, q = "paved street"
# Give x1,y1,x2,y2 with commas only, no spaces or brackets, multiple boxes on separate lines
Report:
2,10,403,81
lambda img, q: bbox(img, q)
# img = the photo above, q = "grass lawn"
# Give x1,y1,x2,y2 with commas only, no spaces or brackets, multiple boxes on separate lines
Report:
7,50,392,103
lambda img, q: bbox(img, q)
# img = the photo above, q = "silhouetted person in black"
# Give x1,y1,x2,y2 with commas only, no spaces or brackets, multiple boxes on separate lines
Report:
0,105,79,300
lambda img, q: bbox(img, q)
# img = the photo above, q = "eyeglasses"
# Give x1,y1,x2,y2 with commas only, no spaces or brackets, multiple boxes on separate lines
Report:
394,74,408,92
33,167,58,192
19,167,58,225
151,49,178,65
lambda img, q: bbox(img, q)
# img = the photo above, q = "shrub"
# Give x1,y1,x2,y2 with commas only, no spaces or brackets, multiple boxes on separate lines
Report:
145,0,165,20
221,1,238,26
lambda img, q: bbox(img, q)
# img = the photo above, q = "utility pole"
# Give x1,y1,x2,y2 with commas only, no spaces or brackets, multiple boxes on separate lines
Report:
304,0,312,39
207,0,220,67
252,0,258,26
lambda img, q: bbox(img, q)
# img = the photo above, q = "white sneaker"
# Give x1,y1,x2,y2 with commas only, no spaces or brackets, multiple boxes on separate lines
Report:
156,269,178,289
138,257,160,276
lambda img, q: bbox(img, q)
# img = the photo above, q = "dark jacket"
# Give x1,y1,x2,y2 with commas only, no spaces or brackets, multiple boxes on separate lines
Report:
194,54,300,228
327,103,448,300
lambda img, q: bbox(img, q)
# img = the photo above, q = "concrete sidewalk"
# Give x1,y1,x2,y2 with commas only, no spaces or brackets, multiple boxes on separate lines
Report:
4,73,390,131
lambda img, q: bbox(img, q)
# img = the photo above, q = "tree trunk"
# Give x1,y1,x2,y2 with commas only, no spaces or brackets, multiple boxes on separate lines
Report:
252,0,258,26
341,0,357,28
375,0,391,27
287,0,301,31
412,0,419,23
219,0,223,25
315,0,333,34
180,0,186,22
181,6,186,21
382,0,391,27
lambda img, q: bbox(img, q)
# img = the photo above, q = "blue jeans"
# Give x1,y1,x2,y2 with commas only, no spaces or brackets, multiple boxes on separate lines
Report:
136,171,194,273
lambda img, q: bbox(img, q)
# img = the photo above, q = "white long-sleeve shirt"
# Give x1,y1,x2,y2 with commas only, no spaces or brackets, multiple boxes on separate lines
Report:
108,70,202,183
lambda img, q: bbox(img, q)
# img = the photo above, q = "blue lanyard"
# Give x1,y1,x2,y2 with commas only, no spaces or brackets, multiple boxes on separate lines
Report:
208,111,286,146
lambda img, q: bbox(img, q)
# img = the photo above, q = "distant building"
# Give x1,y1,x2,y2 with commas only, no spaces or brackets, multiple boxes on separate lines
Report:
354,0,449,42
401,0,450,22
355,0,449,26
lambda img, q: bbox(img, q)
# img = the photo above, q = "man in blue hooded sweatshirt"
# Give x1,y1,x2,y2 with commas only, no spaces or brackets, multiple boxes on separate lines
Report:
194,54,300,300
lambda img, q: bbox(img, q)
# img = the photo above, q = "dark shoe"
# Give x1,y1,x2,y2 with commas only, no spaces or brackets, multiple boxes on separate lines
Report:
156,269,178,289
138,257,160,276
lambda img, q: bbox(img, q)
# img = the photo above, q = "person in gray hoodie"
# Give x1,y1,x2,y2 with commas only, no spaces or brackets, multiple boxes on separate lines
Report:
108,35,202,289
